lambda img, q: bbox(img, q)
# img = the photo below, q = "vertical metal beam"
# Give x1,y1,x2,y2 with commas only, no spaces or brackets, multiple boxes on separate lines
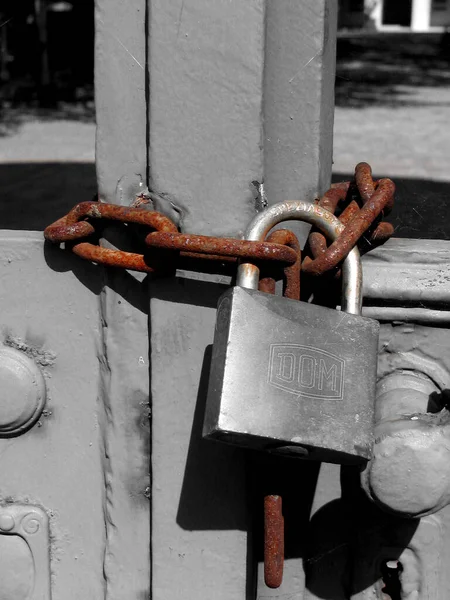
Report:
150,276,250,599
148,1,338,597
95,0,147,205
148,2,266,594
94,1,151,598
264,1,337,240
146,0,266,236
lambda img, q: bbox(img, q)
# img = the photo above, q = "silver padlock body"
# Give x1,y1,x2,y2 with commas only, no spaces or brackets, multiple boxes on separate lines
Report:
203,287,379,464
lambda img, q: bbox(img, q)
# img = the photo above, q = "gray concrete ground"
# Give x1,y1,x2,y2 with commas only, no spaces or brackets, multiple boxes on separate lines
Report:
333,86,450,183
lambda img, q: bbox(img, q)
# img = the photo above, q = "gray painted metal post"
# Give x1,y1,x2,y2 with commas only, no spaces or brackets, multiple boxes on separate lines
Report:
95,0,147,205
148,2,338,597
95,0,338,596
95,1,151,598
263,2,336,220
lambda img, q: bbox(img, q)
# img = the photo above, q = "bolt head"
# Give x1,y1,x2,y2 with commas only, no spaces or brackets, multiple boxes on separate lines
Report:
0,347,47,437
0,514,15,531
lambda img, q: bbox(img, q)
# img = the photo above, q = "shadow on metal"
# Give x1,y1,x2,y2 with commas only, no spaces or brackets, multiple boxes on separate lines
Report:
0,163,97,230
304,466,419,599
176,342,321,597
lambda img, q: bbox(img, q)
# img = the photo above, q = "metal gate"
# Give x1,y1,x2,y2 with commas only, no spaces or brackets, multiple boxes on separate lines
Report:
1,1,450,598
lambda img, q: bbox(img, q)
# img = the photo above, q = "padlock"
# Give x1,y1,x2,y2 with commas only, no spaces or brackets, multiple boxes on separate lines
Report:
203,201,380,464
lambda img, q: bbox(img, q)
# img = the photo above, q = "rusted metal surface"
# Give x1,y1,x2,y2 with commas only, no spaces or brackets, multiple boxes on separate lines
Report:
146,232,298,265
70,243,167,274
319,181,350,213
263,495,284,589
256,277,276,295
303,162,395,275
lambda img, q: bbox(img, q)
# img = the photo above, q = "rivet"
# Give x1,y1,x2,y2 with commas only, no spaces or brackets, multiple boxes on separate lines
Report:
0,514,15,531
0,347,47,437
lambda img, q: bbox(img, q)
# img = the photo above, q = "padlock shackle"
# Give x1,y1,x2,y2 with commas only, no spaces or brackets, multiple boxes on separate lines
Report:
237,201,362,315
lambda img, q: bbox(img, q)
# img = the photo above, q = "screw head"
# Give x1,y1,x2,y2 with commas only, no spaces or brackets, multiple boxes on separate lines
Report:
0,347,47,437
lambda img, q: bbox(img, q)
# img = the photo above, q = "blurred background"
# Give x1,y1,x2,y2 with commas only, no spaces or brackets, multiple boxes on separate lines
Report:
0,0,95,230
0,1,94,110
0,0,449,237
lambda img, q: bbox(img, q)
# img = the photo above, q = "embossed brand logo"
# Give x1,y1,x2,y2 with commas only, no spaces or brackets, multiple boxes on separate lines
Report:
268,344,344,399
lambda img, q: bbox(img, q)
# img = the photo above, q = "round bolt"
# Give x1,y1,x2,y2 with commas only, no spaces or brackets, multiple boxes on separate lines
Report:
0,347,47,437
0,514,15,532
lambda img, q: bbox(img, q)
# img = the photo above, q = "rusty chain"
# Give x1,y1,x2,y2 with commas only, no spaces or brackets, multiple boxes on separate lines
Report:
45,200,298,272
44,163,395,279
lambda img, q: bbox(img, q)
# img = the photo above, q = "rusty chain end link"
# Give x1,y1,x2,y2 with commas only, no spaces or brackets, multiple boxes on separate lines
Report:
44,163,394,278
264,495,284,589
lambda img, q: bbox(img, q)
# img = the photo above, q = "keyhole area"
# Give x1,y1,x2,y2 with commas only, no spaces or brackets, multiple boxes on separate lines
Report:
380,559,403,600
